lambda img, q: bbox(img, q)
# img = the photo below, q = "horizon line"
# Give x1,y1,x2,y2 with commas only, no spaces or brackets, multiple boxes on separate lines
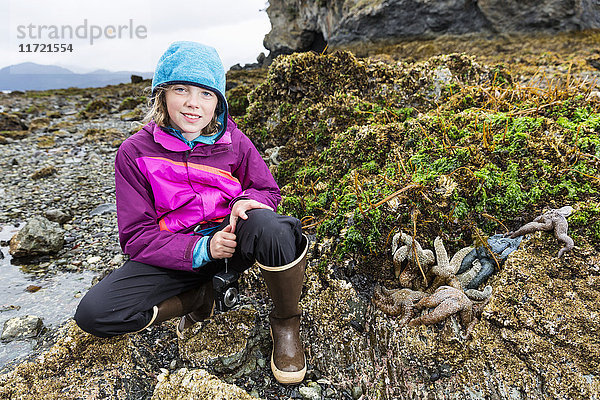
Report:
0,62,154,75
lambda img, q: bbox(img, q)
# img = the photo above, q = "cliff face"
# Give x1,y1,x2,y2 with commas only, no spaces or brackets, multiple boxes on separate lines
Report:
264,0,600,56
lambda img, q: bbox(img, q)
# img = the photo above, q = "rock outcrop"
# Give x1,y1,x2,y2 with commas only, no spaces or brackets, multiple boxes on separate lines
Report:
301,236,600,399
264,0,600,57
0,321,156,399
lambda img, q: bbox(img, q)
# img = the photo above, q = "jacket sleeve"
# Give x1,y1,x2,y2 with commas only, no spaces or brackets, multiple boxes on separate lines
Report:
230,132,281,210
115,144,200,272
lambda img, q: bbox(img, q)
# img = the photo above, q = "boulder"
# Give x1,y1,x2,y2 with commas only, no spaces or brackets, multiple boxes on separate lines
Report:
9,216,65,258
30,166,57,180
179,307,264,374
28,117,51,131
1,315,43,341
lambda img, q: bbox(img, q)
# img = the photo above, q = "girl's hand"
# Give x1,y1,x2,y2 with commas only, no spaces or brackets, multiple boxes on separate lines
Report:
210,224,236,259
230,200,273,232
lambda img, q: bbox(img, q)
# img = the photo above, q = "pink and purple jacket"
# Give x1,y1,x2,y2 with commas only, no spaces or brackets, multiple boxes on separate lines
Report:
115,117,281,272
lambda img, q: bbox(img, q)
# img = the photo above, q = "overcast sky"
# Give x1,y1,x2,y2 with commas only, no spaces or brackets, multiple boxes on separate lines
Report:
0,0,271,73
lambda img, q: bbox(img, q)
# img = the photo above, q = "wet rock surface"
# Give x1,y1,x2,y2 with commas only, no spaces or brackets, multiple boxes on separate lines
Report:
1,315,44,342
0,321,156,399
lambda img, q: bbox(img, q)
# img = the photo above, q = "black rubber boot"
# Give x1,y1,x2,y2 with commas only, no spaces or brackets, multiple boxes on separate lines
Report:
176,281,214,339
134,281,214,337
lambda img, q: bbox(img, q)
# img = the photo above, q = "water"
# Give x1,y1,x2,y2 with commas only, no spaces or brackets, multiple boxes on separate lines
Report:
0,225,95,368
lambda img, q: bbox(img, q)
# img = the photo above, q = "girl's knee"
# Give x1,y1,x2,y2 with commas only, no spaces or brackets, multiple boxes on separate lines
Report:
245,209,300,240
242,209,302,266
74,292,110,337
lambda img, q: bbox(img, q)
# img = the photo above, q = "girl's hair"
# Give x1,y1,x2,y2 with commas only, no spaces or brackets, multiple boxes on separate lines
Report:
142,85,222,135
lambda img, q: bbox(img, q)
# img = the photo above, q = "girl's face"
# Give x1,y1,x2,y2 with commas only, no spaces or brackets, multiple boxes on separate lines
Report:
165,84,219,138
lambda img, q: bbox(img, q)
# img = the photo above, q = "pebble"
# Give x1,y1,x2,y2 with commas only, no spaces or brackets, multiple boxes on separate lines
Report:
89,203,117,216
111,254,124,265
299,382,322,400
25,285,42,293
351,385,363,399
86,256,102,264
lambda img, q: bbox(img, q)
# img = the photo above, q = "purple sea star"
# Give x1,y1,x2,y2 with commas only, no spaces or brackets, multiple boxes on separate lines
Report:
507,206,574,258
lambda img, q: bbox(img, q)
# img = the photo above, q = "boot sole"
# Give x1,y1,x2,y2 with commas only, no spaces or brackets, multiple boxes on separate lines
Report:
176,303,215,340
176,315,190,340
269,327,307,384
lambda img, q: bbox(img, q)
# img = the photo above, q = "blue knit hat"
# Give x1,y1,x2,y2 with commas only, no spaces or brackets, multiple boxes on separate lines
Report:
152,41,228,136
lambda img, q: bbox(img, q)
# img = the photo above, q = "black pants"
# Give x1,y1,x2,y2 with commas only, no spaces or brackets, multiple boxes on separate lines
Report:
74,209,303,337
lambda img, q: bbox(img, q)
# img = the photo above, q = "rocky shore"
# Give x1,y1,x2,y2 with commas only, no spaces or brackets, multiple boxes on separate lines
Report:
1,31,600,399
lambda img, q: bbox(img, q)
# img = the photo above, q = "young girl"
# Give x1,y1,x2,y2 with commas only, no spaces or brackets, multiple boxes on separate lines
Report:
74,41,308,385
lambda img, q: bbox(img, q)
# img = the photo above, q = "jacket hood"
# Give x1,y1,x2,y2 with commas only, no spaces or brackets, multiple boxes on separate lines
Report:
152,41,228,137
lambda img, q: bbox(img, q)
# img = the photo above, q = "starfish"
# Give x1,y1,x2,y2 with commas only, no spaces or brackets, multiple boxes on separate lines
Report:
465,285,493,301
430,237,474,279
391,232,435,287
408,286,475,330
507,206,574,258
457,234,522,289
456,258,481,288
371,284,427,326
458,234,522,275
487,234,523,260
467,258,495,289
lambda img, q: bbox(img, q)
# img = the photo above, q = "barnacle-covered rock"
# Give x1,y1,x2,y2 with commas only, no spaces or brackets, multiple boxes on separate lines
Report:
178,308,263,374
151,368,254,400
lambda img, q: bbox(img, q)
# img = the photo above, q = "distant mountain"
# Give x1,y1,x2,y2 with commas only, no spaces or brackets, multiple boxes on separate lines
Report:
5,63,75,75
0,62,153,91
